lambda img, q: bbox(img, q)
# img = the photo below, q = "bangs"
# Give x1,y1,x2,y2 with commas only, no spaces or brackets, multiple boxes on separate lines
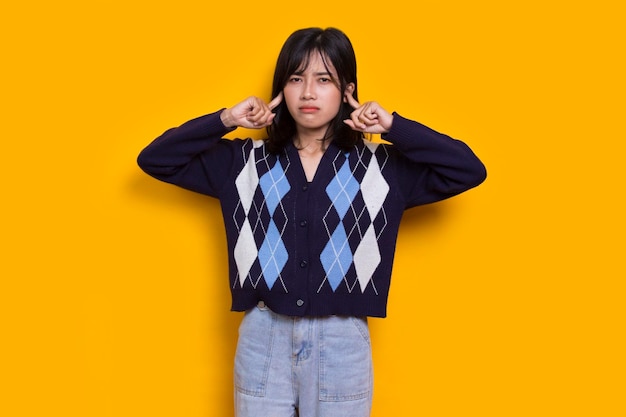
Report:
266,27,361,154
291,49,340,88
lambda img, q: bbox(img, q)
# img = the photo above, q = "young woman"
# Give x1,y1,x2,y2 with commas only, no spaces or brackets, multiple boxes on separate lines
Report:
138,27,486,417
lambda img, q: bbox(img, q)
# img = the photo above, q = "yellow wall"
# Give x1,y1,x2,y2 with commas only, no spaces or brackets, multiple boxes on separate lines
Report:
2,1,625,416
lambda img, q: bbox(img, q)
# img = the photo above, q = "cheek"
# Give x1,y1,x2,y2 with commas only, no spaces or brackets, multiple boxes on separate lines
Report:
328,93,343,112
282,88,299,106
325,89,343,105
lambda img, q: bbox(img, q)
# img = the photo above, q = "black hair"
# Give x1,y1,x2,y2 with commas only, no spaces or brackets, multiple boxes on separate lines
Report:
265,27,362,154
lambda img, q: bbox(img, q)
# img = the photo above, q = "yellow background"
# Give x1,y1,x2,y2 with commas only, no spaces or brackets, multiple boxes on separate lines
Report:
2,1,624,416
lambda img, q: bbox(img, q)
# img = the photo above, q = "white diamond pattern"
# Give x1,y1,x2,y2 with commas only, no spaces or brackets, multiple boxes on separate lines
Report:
234,151,259,215
353,145,388,293
353,225,381,293
360,152,389,219
320,145,389,293
233,220,257,286
232,142,291,290
233,140,390,295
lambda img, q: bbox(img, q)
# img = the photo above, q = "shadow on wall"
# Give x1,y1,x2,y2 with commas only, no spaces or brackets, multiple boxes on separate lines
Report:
400,199,451,233
128,171,242,415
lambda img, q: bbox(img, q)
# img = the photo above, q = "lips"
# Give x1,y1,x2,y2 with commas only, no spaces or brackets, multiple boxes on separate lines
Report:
299,106,320,113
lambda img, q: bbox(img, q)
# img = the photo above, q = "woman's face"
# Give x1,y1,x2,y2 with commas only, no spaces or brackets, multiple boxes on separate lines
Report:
282,52,346,138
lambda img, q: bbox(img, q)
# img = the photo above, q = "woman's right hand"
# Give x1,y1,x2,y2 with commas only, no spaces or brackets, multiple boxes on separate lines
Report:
220,93,283,129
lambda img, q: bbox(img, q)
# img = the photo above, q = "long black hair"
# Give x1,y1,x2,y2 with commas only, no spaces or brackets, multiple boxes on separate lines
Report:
265,27,362,154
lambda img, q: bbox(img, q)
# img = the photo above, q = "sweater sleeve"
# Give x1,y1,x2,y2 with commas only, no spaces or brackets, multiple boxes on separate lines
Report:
136,109,238,198
381,112,487,208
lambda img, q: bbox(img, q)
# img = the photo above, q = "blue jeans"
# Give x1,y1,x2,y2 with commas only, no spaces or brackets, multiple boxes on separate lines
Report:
234,302,373,417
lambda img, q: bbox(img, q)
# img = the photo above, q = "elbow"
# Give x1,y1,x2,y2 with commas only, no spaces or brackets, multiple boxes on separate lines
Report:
450,160,487,194
136,150,151,172
470,160,487,187
136,151,154,176
136,148,184,181
136,148,164,176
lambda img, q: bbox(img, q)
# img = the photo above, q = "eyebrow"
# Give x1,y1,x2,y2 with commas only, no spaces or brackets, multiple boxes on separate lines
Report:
293,70,333,76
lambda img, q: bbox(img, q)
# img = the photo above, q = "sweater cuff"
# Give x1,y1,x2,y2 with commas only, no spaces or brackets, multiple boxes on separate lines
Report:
210,108,238,134
382,112,451,150
382,112,425,142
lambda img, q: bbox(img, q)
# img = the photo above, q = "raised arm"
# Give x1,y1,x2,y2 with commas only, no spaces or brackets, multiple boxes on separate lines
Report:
137,110,237,197
343,92,487,207
382,113,487,207
137,94,283,197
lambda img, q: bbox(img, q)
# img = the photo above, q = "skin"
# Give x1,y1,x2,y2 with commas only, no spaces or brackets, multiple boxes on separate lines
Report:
220,52,394,180
281,52,346,148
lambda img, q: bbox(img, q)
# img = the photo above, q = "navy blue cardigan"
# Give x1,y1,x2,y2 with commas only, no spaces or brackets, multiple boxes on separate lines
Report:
137,110,486,317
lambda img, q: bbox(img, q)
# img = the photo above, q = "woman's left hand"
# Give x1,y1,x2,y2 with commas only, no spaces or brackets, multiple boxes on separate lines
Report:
343,92,394,134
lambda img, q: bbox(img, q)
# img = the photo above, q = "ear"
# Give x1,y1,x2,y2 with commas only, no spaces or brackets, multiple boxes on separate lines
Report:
343,83,355,102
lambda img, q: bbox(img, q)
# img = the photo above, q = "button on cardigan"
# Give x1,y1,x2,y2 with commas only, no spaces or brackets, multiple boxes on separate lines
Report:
137,110,486,317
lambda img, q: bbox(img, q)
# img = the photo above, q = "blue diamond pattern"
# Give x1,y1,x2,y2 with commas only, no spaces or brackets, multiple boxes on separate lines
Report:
257,159,290,289
320,225,353,291
325,156,359,219
260,160,290,215
321,154,360,292
258,221,288,289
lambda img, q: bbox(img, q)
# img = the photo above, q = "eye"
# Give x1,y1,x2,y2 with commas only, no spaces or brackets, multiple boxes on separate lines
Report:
319,77,331,83
289,76,302,83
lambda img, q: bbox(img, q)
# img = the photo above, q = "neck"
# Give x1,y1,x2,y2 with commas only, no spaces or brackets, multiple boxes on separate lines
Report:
294,135,328,154
294,125,333,153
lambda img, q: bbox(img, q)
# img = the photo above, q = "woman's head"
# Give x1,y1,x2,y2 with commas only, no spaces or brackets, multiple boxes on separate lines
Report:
266,27,362,153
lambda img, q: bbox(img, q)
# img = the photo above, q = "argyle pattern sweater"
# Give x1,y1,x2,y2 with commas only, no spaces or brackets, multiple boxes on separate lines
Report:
137,110,486,317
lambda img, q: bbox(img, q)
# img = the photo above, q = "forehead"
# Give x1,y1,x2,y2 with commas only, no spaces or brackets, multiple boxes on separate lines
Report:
295,51,337,75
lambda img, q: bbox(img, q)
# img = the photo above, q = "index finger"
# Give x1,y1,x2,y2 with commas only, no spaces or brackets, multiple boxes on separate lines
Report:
268,91,283,110
344,90,360,109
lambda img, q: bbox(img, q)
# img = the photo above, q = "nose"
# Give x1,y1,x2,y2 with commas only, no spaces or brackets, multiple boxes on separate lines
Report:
301,79,316,100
